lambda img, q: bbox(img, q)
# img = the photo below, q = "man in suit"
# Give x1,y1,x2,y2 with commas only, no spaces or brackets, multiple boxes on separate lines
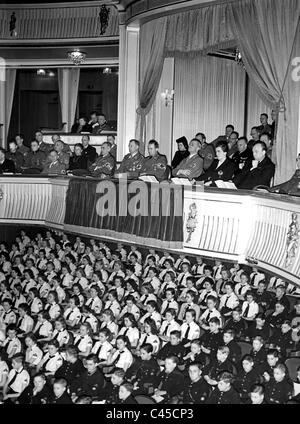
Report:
89,141,116,178
172,138,204,180
42,150,66,175
139,140,168,181
35,130,52,156
15,134,30,157
115,139,145,179
54,140,70,169
233,141,275,190
0,147,15,173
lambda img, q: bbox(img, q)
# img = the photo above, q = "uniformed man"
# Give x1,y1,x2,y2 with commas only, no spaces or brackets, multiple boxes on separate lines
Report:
54,140,70,168
195,133,215,171
270,154,300,196
3,354,30,403
228,131,239,157
234,355,260,402
22,140,46,174
172,138,204,180
0,148,15,173
89,141,116,178
139,140,168,181
104,369,125,404
203,346,234,386
107,135,117,158
42,150,66,175
51,134,72,156
115,139,145,179
182,363,211,404
206,371,240,404
81,134,97,165
95,113,111,134
70,354,106,401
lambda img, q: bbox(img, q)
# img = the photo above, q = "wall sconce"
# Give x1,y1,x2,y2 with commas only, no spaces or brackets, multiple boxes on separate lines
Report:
37,69,46,76
161,89,175,107
103,67,112,74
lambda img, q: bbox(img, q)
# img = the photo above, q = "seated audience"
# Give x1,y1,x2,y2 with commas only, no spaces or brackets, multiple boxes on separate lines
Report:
42,151,66,175
211,124,234,147
89,142,116,178
6,140,24,172
15,134,30,157
22,140,46,174
195,132,215,171
81,135,97,165
68,143,88,171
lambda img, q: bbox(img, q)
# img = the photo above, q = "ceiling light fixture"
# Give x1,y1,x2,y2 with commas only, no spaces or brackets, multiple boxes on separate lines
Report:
103,67,112,74
67,49,86,66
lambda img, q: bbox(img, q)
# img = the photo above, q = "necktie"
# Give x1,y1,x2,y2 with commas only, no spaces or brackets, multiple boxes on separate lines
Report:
243,303,250,317
184,324,190,340
43,355,55,370
143,295,149,305
95,343,102,357
163,323,170,336
123,328,129,338
238,285,244,295
113,351,121,365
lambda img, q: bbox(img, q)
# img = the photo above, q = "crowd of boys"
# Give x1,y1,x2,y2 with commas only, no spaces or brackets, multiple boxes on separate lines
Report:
0,229,299,405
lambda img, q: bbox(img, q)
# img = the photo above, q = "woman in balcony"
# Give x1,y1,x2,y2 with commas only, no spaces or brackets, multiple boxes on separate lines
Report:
196,141,237,186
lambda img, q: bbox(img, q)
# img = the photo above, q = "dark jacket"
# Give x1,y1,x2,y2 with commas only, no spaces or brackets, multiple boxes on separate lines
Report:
182,377,210,404
197,158,237,183
233,155,275,189
54,359,85,385
206,386,240,404
50,391,73,404
70,368,106,399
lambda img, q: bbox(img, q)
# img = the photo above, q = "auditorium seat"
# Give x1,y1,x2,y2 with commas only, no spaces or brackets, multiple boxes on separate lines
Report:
134,395,156,404
237,341,252,358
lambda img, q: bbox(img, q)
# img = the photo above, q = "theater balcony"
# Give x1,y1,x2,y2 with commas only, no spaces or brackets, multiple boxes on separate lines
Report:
0,175,299,287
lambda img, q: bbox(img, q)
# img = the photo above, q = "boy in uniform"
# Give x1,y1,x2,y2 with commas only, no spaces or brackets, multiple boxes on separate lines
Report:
181,362,211,404
206,371,240,404
2,354,30,403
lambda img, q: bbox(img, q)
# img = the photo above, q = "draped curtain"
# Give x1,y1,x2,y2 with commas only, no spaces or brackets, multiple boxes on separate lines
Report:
229,0,300,183
173,54,246,148
247,78,272,137
58,68,80,132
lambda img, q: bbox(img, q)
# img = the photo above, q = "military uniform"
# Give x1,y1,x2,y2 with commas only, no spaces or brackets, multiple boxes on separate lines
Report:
199,144,215,171
117,152,145,178
203,359,234,381
89,153,116,177
206,386,241,404
104,382,121,404
265,378,293,404
182,377,210,404
23,150,46,172
225,340,242,364
82,145,97,164
172,154,204,180
232,148,253,174
39,142,53,156
17,144,30,157
139,153,168,181
70,368,106,400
